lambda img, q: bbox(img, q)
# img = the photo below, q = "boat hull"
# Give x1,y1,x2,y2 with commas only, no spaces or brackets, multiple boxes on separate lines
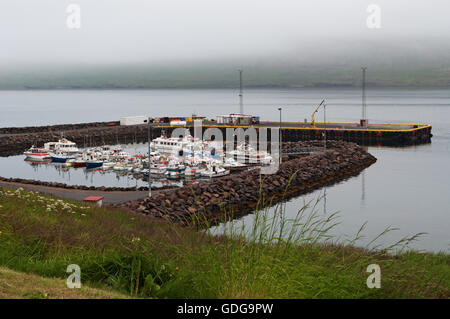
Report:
73,161,86,168
24,153,51,160
86,161,103,169
51,156,74,163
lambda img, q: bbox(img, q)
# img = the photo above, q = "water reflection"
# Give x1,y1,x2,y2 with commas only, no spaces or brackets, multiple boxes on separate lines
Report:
24,155,189,188
361,171,366,207
2,143,193,188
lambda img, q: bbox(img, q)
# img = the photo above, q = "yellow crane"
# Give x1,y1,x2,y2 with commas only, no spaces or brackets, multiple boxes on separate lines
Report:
311,99,325,128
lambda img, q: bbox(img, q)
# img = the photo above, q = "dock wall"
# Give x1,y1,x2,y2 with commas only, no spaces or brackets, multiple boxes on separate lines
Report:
0,120,431,156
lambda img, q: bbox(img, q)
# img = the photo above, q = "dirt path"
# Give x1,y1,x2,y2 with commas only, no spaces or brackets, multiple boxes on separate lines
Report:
0,180,151,204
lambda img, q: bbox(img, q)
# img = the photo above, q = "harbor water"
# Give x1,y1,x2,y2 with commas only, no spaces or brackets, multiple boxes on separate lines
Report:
0,88,449,252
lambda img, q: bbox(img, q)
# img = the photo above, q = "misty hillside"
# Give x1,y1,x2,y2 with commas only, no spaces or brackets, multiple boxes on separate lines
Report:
1,38,449,89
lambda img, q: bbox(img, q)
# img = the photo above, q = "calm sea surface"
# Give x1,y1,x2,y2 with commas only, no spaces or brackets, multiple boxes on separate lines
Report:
0,88,449,252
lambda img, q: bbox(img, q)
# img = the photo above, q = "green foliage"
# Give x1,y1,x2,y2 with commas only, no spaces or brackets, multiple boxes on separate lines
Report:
0,186,448,298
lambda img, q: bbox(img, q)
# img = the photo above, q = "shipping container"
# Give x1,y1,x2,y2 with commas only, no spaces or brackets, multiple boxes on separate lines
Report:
120,116,149,126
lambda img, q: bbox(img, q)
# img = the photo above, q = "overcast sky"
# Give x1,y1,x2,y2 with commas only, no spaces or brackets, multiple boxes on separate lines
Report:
0,0,449,67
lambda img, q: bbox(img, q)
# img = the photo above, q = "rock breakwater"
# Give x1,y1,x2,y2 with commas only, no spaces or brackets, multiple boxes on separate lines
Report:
118,141,377,224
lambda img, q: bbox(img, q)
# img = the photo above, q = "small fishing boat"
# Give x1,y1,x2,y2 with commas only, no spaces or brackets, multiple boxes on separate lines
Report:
113,163,130,172
73,157,87,168
201,165,230,178
65,159,75,167
50,151,77,163
23,146,51,160
184,166,202,177
223,157,247,170
150,163,167,175
166,161,186,178
102,161,115,170
228,144,273,165
86,160,104,169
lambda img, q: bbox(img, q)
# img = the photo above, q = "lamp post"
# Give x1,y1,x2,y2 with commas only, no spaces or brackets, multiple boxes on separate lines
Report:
323,103,327,151
278,107,282,164
361,67,367,127
147,117,152,197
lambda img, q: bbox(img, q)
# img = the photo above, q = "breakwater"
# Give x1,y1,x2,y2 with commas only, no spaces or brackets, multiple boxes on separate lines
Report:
0,122,144,155
118,141,377,224
0,119,432,156
0,175,177,192
0,121,119,135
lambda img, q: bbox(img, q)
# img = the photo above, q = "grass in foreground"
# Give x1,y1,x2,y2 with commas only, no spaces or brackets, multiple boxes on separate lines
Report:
0,186,448,299
0,267,128,299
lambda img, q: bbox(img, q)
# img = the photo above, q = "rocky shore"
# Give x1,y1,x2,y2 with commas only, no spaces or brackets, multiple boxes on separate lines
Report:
0,122,148,155
0,175,176,192
0,121,120,135
117,141,377,224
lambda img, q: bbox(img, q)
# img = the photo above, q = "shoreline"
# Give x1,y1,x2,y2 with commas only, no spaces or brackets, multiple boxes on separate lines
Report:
0,140,377,225
120,141,377,224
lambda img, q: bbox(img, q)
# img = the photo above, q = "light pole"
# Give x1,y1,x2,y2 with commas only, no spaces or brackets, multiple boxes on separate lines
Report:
361,67,367,127
238,69,244,114
323,103,327,151
278,107,282,164
147,117,152,197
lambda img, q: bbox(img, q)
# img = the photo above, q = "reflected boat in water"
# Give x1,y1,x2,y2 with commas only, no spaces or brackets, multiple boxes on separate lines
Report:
24,158,52,165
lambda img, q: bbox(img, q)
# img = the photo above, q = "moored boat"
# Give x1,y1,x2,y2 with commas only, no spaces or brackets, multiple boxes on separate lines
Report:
102,161,115,170
50,151,77,163
200,164,230,178
44,138,79,155
23,146,51,160
86,159,104,169
73,157,87,168
65,159,75,167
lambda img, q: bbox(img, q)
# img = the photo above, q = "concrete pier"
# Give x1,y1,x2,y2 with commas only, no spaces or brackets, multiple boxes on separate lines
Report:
0,119,432,156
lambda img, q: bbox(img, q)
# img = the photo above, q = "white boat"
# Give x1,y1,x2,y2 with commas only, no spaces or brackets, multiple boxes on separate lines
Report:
184,166,201,177
200,165,230,178
44,138,79,155
223,157,246,169
150,164,167,175
114,151,130,159
152,135,203,157
228,144,273,165
102,161,115,170
113,163,128,171
23,146,51,160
